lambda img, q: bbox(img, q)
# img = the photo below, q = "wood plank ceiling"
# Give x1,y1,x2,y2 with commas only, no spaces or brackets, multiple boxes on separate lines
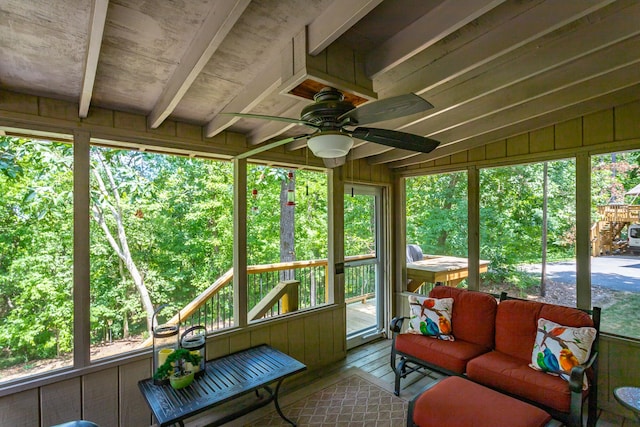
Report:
1,0,639,170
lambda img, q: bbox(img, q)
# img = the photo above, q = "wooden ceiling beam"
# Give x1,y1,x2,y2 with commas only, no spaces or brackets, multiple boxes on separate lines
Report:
387,65,640,168
390,84,640,169
247,100,308,145
147,0,250,129
375,35,640,164
307,0,383,56
205,56,282,138
365,0,505,78
382,0,640,134
79,0,109,118
378,0,615,100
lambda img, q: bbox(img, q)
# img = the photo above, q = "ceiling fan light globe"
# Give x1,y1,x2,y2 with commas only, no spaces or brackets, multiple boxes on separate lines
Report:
307,133,353,158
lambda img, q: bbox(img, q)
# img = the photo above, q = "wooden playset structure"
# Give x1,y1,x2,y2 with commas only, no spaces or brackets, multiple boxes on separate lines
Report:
591,204,640,256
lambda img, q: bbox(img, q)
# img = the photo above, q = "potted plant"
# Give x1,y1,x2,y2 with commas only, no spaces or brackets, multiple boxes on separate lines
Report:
153,348,202,389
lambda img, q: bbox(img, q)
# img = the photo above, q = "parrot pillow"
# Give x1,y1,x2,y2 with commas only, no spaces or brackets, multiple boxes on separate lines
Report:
529,317,597,389
407,295,455,341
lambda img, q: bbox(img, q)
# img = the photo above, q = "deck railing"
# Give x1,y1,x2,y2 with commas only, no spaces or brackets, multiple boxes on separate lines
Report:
145,255,377,343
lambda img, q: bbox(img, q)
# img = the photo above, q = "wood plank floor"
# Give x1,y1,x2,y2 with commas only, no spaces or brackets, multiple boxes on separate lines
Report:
277,339,639,427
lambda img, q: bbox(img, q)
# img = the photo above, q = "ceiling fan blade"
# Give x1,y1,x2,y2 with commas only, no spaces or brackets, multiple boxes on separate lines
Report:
338,93,433,125
234,134,310,160
223,112,317,127
351,127,440,153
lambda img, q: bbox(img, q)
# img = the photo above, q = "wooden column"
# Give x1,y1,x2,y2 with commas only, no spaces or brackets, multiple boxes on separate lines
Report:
328,166,345,305
73,130,91,368
467,166,480,291
576,153,592,309
233,158,248,327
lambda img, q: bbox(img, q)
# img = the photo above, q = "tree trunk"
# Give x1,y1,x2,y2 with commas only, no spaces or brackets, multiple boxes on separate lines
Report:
92,151,156,333
541,162,548,297
280,171,296,281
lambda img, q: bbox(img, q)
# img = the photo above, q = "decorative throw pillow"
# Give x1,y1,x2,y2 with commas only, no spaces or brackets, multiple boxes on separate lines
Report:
407,295,455,341
529,317,597,388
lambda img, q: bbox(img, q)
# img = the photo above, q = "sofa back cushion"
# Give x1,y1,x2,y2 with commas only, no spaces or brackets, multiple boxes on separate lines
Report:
429,287,497,349
494,299,542,361
495,299,595,361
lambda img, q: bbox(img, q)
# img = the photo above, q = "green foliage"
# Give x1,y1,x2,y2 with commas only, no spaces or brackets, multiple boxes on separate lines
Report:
406,172,468,257
153,348,202,380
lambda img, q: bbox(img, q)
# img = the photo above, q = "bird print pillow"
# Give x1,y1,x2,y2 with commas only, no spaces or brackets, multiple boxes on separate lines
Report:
407,295,454,341
529,317,596,389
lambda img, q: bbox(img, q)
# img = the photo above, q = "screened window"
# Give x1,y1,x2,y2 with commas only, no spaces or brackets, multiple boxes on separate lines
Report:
479,160,577,306
405,171,468,293
0,136,74,383
591,151,640,339
246,165,328,321
89,147,234,360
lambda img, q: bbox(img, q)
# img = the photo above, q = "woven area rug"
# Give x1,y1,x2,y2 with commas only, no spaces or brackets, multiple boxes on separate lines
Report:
243,368,409,427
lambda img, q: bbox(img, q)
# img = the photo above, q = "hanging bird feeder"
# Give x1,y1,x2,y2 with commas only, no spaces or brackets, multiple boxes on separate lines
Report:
286,172,295,206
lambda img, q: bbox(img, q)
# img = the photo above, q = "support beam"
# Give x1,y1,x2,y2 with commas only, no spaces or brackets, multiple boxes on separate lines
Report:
148,0,250,129
247,100,308,146
366,0,505,78
73,130,91,367
233,158,248,327
467,166,480,291
576,153,592,309
307,0,383,56
79,0,108,118
205,56,282,138
388,72,640,168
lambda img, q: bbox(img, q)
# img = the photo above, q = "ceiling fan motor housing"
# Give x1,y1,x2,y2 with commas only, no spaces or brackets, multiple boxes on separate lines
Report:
300,87,356,129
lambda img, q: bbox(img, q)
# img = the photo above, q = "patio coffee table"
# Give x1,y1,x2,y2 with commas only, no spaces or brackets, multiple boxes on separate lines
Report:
138,344,306,427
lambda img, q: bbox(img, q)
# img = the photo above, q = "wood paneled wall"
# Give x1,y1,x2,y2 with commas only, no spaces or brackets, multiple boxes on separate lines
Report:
0,305,345,427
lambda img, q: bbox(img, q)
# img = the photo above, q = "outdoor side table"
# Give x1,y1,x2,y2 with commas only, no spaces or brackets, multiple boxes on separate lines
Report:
138,344,306,427
614,386,640,421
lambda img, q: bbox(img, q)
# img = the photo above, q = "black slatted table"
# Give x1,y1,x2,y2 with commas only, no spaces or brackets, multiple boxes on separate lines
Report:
138,344,306,427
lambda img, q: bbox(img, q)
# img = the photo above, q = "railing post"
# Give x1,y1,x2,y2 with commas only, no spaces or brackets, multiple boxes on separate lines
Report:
281,282,299,313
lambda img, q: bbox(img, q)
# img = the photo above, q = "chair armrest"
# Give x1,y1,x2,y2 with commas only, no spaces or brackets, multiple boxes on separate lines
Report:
569,350,598,393
390,316,408,335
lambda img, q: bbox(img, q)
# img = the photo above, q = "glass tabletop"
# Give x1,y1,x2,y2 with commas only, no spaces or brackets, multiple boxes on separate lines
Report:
614,387,640,420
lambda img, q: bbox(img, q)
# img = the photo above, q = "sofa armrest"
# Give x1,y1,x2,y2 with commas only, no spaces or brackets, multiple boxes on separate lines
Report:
390,316,408,335
569,350,598,393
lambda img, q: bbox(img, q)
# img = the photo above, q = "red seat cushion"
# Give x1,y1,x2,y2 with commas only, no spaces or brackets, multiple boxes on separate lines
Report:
412,376,551,427
494,299,595,362
395,333,490,374
429,287,498,349
466,350,587,413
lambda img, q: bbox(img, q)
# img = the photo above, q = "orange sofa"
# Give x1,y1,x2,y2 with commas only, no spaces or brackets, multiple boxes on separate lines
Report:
390,287,600,427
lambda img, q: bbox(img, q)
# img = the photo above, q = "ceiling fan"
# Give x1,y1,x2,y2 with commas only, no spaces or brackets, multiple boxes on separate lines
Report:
228,87,440,167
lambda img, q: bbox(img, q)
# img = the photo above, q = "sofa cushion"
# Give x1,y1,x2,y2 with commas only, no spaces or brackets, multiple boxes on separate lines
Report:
494,299,543,361
539,303,594,329
467,350,587,413
395,332,490,374
407,295,454,340
429,286,497,350
495,299,596,362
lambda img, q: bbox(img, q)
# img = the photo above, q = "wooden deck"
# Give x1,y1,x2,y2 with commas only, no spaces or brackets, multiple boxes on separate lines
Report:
346,299,377,335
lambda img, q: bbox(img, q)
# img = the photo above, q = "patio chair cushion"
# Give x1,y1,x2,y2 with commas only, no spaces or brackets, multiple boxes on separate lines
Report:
467,350,587,413
429,286,497,349
395,332,490,374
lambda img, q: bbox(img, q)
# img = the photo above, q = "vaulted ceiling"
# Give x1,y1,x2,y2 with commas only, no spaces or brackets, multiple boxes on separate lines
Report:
1,0,639,170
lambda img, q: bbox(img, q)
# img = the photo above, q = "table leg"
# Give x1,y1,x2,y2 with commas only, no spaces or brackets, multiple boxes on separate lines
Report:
273,379,296,426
